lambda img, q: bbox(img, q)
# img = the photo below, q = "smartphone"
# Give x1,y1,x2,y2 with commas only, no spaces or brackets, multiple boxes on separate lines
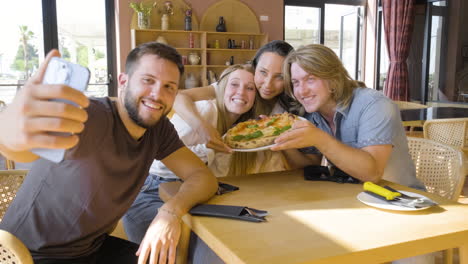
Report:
31,57,90,163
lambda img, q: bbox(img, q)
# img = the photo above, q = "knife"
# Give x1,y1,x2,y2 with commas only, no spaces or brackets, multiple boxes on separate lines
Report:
363,182,437,208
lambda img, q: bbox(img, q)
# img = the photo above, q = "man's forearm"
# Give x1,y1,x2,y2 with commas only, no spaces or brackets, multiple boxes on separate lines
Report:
315,133,389,182
161,169,218,217
281,149,320,169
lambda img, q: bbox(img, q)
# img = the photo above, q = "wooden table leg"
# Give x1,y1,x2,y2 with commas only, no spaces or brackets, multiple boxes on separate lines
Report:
460,244,468,264
176,217,191,264
443,249,453,264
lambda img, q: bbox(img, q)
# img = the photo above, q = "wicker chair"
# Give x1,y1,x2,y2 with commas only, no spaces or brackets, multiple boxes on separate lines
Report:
407,137,465,201
394,101,428,136
0,230,33,264
423,118,468,179
0,102,15,170
0,170,32,263
423,118,468,152
0,170,28,222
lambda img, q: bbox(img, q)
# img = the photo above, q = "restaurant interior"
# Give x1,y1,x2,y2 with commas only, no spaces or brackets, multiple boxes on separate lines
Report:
1,0,468,263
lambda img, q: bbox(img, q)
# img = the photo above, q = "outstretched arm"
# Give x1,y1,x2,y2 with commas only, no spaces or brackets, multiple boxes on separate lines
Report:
136,146,218,264
174,85,231,152
0,50,89,162
272,121,392,183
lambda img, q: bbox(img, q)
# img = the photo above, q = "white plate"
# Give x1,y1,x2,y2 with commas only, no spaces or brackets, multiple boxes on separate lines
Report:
357,190,432,211
230,144,275,152
224,116,308,152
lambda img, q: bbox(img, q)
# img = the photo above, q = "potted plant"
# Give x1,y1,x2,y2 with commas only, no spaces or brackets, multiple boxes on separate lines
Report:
130,1,156,29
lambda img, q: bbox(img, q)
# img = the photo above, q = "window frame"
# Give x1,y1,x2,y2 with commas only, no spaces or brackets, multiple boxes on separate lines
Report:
284,0,365,80
42,0,117,96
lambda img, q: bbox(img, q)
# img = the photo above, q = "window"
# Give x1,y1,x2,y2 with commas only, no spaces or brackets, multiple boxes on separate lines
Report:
284,0,365,80
375,0,454,103
0,0,44,103
0,0,116,104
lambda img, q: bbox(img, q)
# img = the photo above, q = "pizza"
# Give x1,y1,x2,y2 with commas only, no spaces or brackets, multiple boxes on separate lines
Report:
224,113,299,149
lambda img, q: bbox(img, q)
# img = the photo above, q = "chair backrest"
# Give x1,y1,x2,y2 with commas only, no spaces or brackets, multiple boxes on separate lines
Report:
0,170,28,222
407,137,465,201
423,118,468,149
394,100,428,110
0,229,33,264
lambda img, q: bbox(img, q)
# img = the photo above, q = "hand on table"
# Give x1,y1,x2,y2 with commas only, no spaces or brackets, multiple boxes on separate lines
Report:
271,120,323,151
0,49,89,152
137,208,182,264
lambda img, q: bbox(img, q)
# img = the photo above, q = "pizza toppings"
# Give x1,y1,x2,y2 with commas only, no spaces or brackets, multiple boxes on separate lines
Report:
224,113,300,149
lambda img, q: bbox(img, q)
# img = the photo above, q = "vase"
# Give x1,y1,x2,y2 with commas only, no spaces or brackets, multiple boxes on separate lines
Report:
188,52,200,65
185,16,192,31
155,36,168,45
137,12,151,29
161,14,169,30
185,73,199,89
216,16,227,32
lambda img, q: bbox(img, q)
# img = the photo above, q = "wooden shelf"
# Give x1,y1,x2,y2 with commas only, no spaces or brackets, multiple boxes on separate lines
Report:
207,48,257,52
207,65,230,68
177,48,204,51
131,29,267,88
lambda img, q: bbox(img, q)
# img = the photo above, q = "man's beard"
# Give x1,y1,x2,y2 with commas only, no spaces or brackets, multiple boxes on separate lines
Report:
123,87,171,129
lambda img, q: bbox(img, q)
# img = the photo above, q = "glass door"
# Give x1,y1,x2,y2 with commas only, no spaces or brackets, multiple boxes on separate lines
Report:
336,6,362,80
424,1,448,102
56,0,111,97
284,5,321,48
284,1,364,81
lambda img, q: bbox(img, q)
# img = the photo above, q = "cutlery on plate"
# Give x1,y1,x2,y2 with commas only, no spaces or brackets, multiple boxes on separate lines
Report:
363,182,438,208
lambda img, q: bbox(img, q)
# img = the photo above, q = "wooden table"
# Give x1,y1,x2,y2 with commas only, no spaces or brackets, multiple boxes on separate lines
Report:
160,170,468,264
401,107,468,122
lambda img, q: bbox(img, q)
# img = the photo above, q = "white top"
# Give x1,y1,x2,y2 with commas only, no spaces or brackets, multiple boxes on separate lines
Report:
150,100,289,178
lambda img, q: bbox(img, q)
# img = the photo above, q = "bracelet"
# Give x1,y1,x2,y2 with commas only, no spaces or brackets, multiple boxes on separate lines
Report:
158,207,181,221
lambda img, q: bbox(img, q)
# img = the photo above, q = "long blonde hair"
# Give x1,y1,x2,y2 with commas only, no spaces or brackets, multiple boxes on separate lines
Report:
283,44,366,108
213,64,258,176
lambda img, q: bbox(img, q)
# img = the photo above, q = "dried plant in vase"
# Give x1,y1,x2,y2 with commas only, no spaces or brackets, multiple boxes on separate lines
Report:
155,1,174,30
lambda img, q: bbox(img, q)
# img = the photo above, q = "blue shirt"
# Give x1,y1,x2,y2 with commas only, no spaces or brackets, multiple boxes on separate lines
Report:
301,88,424,189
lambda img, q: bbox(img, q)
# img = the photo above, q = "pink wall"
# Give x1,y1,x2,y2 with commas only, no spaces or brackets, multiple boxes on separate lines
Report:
115,0,284,72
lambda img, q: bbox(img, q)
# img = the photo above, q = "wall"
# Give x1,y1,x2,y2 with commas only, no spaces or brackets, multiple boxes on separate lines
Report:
115,0,284,73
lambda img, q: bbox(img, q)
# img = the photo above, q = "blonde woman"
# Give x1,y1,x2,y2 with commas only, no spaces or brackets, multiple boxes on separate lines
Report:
124,64,288,243
174,40,298,153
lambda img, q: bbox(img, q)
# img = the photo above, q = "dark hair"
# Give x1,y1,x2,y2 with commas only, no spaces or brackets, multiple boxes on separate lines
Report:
251,40,294,69
125,42,184,77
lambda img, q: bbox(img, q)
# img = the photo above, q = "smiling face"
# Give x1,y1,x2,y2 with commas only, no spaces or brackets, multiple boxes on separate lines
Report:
291,62,336,116
121,54,180,128
223,69,256,116
254,52,286,100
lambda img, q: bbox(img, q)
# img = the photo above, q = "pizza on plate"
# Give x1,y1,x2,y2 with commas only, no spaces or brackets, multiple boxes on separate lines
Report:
224,112,300,149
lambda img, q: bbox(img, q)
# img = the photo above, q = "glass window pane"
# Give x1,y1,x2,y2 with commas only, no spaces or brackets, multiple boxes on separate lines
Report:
379,17,389,91
428,1,447,101
284,6,320,49
56,0,108,97
325,4,361,79
0,0,44,103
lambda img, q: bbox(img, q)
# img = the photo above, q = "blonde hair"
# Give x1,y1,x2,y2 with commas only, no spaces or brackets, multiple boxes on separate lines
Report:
213,64,258,176
283,44,366,108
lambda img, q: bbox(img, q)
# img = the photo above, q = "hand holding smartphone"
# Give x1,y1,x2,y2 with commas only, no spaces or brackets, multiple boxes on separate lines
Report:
31,57,90,163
